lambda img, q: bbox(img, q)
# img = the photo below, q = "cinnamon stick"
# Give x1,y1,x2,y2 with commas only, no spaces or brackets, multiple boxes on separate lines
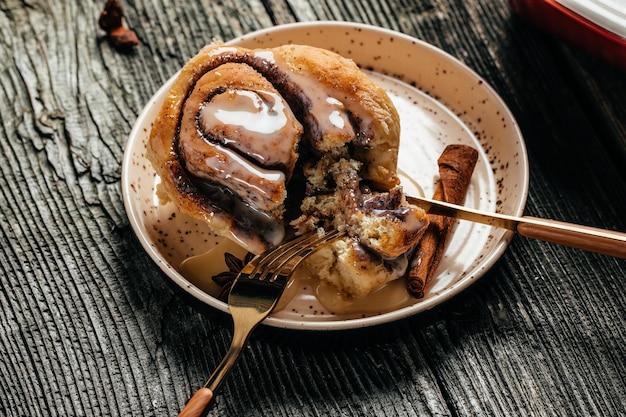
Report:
407,144,479,298
178,388,213,417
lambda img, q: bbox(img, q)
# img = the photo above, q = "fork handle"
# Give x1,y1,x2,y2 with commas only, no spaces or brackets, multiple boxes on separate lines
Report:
178,344,242,417
178,388,213,417
517,216,626,259
204,336,247,394
178,327,250,416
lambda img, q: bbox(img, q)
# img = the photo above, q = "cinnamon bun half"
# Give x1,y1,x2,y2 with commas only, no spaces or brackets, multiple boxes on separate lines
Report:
148,42,428,297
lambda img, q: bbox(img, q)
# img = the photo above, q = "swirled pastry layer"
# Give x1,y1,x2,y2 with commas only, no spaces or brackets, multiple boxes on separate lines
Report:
148,43,428,297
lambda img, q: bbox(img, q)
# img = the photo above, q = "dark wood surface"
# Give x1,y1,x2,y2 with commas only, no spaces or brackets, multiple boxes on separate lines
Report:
1,0,625,416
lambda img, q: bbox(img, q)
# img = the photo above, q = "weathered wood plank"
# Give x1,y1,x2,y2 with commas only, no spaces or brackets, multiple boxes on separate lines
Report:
0,0,624,416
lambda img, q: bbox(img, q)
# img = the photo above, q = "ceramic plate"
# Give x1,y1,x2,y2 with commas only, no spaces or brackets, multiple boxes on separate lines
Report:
122,22,528,330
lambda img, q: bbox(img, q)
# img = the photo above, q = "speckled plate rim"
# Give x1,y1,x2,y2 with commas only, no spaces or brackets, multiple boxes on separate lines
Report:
122,21,529,331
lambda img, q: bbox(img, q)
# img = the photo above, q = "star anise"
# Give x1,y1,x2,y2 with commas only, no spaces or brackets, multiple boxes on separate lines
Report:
212,251,255,300
98,0,140,51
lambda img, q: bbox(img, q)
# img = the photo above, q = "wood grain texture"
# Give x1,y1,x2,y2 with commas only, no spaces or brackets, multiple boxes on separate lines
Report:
0,0,624,416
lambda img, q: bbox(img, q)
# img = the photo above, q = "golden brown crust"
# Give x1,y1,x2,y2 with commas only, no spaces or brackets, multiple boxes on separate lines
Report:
270,45,401,188
147,43,402,254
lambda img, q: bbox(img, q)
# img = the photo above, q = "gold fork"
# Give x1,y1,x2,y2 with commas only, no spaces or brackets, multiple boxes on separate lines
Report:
407,196,626,258
178,228,346,417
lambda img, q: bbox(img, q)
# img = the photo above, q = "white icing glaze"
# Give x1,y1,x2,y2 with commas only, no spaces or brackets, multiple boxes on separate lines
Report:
199,88,300,167
199,148,285,208
178,123,287,212
201,89,290,136
253,49,275,62
253,47,358,144
325,97,349,130
203,151,283,185
275,65,356,149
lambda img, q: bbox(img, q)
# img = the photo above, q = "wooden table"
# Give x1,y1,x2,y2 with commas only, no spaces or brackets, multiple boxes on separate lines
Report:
1,0,625,416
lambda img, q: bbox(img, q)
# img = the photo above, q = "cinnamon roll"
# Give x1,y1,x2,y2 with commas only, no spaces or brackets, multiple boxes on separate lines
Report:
148,43,428,298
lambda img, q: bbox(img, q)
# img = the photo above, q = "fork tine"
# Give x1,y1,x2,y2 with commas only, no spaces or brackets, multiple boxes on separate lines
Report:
243,231,317,277
244,229,342,281
256,229,345,282
253,231,320,271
